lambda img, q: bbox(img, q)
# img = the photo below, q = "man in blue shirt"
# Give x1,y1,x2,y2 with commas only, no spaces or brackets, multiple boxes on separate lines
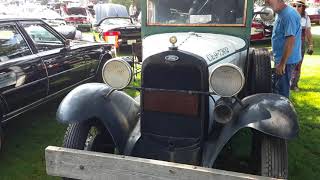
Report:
266,0,302,98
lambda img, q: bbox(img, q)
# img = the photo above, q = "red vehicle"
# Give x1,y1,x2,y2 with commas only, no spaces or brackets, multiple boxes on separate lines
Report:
250,6,274,42
62,4,93,31
306,7,320,24
251,21,273,41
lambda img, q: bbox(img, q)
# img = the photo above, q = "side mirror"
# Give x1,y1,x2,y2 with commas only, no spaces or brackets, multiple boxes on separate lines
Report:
65,39,71,47
260,6,275,25
61,39,71,53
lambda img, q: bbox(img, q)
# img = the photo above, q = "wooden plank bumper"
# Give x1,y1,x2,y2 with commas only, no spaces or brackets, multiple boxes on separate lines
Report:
45,146,284,180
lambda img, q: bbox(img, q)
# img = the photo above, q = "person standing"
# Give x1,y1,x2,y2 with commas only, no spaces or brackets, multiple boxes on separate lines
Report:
266,0,302,98
291,0,313,91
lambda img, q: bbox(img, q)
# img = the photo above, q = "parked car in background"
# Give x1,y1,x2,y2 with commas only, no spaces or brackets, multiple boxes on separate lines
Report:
251,19,273,41
306,7,320,24
53,25,82,40
62,5,93,32
32,9,66,26
93,17,141,47
250,5,274,42
0,18,113,150
28,9,82,40
94,3,129,23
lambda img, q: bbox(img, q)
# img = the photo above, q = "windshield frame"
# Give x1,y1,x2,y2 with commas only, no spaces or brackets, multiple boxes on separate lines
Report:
146,0,248,27
98,17,133,26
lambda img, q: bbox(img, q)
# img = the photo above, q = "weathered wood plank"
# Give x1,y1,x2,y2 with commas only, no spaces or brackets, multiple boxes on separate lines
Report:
45,146,283,180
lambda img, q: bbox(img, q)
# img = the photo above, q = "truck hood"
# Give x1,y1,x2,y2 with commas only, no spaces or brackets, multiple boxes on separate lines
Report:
143,32,247,66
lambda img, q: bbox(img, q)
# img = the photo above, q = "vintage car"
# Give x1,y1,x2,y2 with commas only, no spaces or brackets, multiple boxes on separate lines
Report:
92,17,141,47
306,7,320,24
56,0,298,179
62,5,93,32
0,18,112,150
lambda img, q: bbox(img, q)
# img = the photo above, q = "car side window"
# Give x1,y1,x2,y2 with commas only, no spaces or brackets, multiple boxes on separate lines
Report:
22,23,64,52
0,24,32,61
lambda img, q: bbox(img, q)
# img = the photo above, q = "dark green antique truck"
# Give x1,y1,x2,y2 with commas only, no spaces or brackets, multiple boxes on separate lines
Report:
45,0,298,179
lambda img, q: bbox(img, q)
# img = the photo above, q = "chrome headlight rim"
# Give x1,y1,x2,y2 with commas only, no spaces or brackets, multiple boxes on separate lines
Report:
209,63,245,97
102,58,132,90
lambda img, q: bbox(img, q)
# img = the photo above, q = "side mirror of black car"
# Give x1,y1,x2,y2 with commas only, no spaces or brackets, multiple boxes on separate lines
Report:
60,39,71,53
65,39,71,47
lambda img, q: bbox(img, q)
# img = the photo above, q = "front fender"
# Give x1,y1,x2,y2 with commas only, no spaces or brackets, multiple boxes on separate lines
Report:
202,93,298,167
57,83,140,154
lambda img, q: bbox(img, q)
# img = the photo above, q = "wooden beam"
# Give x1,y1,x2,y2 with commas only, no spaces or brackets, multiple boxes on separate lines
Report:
45,146,283,180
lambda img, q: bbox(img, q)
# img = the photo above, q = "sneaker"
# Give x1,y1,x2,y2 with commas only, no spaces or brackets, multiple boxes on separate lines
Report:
294,87,299,92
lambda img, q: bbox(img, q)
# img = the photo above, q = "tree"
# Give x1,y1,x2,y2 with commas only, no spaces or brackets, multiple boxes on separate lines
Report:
41,0,49,5
112,0,132,9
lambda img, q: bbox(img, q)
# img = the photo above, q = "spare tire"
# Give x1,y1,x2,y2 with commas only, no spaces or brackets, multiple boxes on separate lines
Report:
248,48,272,94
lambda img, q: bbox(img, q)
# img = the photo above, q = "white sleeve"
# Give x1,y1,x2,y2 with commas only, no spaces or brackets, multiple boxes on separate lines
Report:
306,16,311,28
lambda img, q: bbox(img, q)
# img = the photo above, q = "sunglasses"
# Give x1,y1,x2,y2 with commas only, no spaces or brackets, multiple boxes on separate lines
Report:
293,4,303,8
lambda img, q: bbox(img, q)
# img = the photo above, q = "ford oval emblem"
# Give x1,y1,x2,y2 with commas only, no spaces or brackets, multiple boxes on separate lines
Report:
165,55,179,62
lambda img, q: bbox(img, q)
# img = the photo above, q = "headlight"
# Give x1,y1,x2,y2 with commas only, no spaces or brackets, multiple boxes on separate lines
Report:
102,58,132,89
209,63,245,97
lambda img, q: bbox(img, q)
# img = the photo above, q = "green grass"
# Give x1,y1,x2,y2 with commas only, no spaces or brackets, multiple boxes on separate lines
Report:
288,40,320,179
0,37,319,179
0,99,65,180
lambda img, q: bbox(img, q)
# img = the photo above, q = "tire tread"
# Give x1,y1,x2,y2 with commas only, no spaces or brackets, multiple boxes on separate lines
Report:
250,48,272,94
261,135,288,178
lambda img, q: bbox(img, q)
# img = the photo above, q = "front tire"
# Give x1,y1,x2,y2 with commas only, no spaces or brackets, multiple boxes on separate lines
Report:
260,135,288,178
62,121,115,180
0,125,3,151
248,49,288,178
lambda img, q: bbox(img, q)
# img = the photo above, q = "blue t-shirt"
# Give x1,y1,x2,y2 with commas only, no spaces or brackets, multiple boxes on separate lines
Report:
272,6,302,64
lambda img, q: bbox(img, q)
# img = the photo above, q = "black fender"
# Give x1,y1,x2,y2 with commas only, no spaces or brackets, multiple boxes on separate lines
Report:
57,83,140,154
202,93,298,167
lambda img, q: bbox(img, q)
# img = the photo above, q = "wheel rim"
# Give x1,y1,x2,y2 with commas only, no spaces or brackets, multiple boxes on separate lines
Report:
85,126,99,151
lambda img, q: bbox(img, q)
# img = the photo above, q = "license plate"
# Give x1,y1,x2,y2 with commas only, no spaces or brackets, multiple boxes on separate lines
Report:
105,36,117,45
127,39,137,45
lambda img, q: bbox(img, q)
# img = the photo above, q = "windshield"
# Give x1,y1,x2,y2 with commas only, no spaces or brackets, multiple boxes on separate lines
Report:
147,0,246,26
66,7,87,16
101,18,132,26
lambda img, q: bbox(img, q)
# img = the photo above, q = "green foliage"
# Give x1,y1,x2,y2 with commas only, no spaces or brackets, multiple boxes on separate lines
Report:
41,0,49,5
111,0,132,9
